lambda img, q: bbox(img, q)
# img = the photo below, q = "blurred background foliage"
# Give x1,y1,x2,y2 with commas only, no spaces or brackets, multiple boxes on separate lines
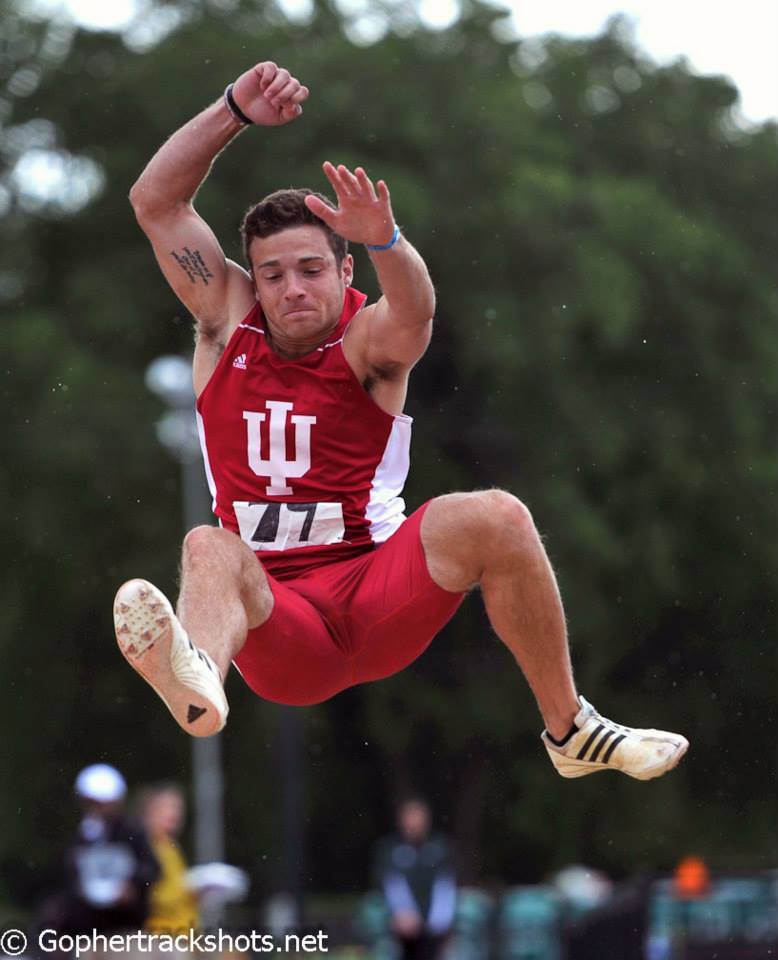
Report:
1,0,778,910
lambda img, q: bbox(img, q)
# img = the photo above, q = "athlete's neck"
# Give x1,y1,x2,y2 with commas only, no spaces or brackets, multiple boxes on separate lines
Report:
264,316,340,359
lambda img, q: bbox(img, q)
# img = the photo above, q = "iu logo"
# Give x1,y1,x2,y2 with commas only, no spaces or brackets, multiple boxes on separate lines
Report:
243,401,317,496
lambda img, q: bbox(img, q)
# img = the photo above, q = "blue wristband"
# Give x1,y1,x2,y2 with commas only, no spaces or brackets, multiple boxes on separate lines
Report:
366,225,400,251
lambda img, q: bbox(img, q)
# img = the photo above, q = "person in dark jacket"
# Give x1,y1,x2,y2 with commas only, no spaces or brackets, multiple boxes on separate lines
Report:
374,798,456,960
55,764,160,934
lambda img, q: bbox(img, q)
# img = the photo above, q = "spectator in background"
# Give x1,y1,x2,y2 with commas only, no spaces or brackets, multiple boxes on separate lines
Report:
52,764,160,934
137,782,199,934
373,798,457,960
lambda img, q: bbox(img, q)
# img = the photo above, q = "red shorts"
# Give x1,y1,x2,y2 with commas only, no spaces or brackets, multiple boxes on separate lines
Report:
233,502,464,705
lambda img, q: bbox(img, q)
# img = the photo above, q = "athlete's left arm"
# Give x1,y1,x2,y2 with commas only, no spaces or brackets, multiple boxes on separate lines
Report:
305,163,434,371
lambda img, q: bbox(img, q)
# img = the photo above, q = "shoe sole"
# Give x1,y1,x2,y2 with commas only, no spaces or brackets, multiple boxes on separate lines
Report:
114,578,227,738
548,736,689,780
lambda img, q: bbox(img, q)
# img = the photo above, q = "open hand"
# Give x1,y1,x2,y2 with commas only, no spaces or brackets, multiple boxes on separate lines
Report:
231,62,309,126
305,162,396,247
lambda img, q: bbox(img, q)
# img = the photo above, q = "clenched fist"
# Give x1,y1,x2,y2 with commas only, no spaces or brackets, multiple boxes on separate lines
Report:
231,61,309,126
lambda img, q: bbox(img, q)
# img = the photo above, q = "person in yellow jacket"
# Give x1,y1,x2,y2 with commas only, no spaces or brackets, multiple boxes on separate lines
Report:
138,783,200,935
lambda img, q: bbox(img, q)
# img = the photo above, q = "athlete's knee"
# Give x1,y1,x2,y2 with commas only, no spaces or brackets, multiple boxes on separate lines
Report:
182,525,258,580
182,525,233,563
489,488,535,534
463,489,536,550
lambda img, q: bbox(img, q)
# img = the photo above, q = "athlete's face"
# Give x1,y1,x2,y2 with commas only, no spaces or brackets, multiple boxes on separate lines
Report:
249,225,353,354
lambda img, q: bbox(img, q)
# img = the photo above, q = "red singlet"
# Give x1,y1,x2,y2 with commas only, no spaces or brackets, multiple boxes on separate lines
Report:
196,288,463,704
196,287,409,580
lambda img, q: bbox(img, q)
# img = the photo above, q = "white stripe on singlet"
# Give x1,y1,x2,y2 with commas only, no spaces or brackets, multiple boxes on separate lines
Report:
196,410,218,513
365,414,412,543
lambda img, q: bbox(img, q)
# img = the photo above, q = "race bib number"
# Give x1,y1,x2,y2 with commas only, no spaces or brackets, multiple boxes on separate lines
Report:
233,501,345,551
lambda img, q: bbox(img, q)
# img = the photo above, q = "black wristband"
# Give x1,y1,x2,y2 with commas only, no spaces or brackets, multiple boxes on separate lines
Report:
224,83,253,125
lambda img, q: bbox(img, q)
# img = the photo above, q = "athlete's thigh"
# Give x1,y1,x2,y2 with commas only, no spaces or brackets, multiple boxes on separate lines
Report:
346,502,465,684
234,574,352,706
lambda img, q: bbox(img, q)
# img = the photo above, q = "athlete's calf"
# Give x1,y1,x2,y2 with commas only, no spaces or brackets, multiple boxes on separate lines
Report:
421,489,579,741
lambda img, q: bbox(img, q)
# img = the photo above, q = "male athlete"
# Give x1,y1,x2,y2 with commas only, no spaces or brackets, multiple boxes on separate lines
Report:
116,61,689,780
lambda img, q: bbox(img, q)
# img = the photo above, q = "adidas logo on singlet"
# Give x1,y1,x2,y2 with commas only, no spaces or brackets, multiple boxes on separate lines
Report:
232,353,247,370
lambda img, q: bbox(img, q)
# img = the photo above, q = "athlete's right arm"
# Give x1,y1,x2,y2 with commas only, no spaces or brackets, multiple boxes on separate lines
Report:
129,63,309,341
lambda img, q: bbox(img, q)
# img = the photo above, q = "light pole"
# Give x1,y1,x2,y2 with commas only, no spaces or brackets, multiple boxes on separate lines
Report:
145,354,225,867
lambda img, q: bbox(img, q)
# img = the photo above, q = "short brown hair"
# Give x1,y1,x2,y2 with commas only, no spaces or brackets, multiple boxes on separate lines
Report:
241,188,347,269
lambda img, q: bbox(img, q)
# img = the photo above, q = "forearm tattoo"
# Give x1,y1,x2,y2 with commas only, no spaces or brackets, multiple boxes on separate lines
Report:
170,246,214,285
